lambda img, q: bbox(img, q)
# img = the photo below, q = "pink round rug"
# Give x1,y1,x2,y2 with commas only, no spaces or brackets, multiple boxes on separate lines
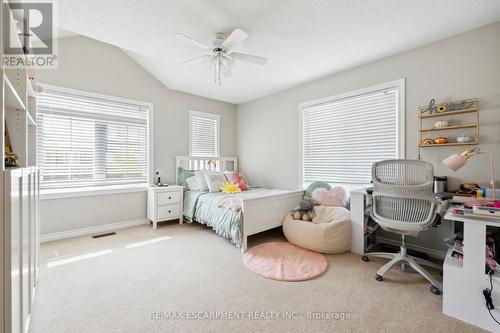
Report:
243,242,328,281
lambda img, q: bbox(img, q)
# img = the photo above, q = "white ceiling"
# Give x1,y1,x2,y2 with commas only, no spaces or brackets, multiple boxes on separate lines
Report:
53,0,500,104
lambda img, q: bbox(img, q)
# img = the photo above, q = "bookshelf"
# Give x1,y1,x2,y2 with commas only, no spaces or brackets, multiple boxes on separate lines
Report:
1,2,41,333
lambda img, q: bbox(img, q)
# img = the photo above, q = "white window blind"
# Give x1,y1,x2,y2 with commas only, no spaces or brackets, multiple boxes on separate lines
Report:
37,88,150,189
190,111,219,157
302,83,402,185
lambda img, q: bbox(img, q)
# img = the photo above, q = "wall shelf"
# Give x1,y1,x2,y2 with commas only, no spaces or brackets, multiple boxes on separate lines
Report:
4,75,26,111
27,78,35,98
26,111,36,126
419,107,478,119
418,98,479,159
419,142,479,148
419,124,477,132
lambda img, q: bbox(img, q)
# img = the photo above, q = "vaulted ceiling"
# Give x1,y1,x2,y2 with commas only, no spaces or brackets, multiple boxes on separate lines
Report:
53,0,500,104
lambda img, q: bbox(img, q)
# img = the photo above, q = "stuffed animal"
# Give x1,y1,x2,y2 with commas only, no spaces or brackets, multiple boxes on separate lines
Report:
290,197,318,222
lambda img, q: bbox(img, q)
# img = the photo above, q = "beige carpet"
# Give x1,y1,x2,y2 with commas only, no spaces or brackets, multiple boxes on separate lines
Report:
30,222,483,333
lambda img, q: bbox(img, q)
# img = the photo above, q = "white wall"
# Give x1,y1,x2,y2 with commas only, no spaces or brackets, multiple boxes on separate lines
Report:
237,22,500,253
38,36,236,236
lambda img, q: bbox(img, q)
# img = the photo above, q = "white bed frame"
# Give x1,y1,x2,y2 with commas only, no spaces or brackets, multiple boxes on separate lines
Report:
176,156,304,252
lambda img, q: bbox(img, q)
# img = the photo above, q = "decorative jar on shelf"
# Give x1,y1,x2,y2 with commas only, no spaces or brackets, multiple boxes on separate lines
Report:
456,134,474,143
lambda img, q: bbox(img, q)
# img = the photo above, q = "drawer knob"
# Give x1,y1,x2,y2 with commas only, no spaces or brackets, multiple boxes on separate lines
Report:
168,210,171,213
169,197,171,199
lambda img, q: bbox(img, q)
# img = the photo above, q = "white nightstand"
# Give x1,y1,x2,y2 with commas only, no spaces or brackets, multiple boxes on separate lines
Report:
147,185,184,229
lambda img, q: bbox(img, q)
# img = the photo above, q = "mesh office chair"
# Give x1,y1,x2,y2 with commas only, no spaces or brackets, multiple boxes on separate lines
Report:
362,159,442,295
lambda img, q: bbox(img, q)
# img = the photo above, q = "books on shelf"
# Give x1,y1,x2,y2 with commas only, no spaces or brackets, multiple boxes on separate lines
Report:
450,242,463,261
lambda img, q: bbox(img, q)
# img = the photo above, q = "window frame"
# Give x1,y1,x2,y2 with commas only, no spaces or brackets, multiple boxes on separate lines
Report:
189,110,220,157
298,79,406,188
38,84,154,193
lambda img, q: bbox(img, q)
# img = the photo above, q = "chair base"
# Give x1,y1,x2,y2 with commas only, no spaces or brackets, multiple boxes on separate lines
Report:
363,249,443,294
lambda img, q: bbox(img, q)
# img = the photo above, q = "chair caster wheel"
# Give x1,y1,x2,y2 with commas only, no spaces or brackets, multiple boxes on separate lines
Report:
362,255,369,262
430,286,441,295
375,274,383,281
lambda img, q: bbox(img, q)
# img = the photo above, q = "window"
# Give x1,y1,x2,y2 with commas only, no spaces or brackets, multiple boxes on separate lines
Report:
37,86,152,189
301,79,405,187
189,111,220,157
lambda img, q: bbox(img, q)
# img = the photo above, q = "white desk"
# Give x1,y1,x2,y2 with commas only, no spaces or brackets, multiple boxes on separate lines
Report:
350,188,370,255
443,211,500,333
351,187,500,331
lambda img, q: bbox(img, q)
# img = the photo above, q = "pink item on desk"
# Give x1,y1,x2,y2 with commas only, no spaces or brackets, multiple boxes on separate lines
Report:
443,148,496,201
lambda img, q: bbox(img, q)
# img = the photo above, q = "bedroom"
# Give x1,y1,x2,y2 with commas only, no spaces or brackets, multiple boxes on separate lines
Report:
1,1,500,332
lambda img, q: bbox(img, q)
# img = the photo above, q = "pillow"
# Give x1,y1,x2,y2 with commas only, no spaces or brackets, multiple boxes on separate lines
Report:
204,172,227,193
312,186,349,207
177,167,195,187
194,171,210,191
225,172,250,191
305,181,332,198
186,176,204,191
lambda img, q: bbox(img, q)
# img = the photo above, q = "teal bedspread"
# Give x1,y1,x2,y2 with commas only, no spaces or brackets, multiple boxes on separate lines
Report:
183,191,243,247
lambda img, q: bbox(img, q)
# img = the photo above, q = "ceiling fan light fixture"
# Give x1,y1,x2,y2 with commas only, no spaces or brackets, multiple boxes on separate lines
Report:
175,28,268,85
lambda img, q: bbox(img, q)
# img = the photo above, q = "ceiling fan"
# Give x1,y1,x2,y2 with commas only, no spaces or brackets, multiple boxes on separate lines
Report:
174,28,268,85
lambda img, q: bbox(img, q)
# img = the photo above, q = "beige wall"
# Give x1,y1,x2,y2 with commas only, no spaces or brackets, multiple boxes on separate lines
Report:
237,21,500,253
39,36,236,236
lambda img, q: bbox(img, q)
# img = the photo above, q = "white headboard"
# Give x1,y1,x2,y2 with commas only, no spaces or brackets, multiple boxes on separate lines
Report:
176,156,238,183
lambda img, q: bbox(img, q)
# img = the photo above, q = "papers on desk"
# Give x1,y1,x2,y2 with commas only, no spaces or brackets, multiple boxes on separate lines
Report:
473,205,500,218
452,195,476,203
448,205,500,220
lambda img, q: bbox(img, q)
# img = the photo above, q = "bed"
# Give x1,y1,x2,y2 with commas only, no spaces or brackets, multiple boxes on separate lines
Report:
176,156,304,252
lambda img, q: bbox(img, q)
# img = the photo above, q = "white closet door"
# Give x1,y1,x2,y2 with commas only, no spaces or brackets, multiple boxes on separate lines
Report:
5,170,23,333
21,171,30,332
29,171,36,307
34,170,40,286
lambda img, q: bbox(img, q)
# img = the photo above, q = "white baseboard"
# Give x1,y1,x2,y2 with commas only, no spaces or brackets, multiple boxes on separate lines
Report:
378,236,446,260
41,218,148,243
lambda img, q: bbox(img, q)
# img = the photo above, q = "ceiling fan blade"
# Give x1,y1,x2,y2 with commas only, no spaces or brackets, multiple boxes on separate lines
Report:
174,33,212,50
221,28,248,50
230,52,267,65
221,54,234,68
179,55,211,66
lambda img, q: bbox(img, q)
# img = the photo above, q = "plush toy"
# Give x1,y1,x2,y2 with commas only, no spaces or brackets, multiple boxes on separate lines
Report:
290,197,318,222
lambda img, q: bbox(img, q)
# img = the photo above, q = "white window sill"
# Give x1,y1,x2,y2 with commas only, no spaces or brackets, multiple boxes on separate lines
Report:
40,184,149,200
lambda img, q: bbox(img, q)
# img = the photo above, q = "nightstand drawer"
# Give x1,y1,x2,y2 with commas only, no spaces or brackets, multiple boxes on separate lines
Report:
157,204,180,220
157,191,181,205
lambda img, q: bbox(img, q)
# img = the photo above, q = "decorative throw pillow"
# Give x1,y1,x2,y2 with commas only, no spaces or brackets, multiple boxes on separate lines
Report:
312,186,349,207
177,167,195,188
194,171,210,191
219,181,241,194
305,181,332,198
204,172,227,193
186,176,204,191
225,172,250,191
